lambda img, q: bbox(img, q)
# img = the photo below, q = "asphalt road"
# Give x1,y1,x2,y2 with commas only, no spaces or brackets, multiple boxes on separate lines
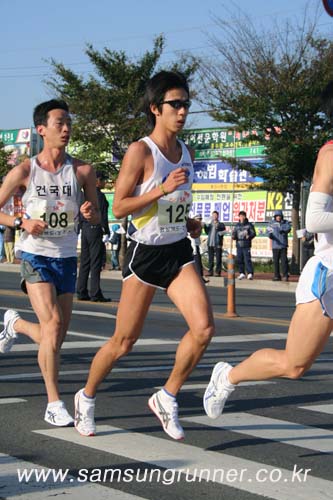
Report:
0,270,333,500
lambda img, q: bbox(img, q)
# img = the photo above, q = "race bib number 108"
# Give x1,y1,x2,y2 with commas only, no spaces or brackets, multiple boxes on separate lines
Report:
29,199,75,238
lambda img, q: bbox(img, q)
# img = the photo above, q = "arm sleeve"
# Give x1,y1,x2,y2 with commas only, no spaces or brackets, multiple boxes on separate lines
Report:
306,191,333,233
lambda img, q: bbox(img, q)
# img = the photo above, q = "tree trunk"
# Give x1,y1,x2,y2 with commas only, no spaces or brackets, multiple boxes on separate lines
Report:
290,185,301,275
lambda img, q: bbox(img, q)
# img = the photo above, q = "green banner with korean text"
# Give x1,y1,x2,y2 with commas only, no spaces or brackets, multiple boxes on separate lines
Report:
0,129,31,145
181,127,266,159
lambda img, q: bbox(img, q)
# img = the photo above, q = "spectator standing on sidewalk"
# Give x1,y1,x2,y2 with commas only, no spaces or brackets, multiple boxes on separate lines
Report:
77,170,111,302
109,223,121,270
204,211,226,277
4,225,15,263
301,230,315,268
232,210,256,280
266,210,291,281
189,214,209,284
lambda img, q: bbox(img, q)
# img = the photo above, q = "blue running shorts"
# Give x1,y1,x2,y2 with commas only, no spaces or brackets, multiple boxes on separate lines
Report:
296,255,333,318
20,251,77,295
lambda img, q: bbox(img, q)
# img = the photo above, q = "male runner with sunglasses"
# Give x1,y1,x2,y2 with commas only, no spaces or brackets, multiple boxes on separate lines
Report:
0,99,100,425
74,70,215,440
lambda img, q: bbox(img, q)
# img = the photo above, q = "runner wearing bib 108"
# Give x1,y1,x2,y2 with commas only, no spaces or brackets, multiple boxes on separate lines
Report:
0,99,100,426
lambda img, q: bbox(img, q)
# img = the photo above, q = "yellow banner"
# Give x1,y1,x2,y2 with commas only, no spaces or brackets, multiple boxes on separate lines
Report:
193,182,262,191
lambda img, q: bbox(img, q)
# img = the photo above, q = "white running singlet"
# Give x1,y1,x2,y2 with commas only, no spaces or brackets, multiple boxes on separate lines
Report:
15,154,81,258
128,137,194,245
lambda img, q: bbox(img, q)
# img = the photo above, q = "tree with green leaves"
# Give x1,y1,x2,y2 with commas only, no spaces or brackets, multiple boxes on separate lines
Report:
46,35,197,180
199,5,333,270
0,142,12,180
46,35,198,261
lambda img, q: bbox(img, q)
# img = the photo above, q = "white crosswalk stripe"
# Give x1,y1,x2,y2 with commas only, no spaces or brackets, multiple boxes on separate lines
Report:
298,404,333,415
6,332,291,352
184,413,333,454
0,398,26,404
33,425,332,500
0,307,117,320
1,307,332,499
156,381,276,391
0,364,214,381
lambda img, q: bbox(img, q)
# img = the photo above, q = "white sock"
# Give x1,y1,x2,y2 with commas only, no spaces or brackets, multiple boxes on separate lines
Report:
223,367,236,388
47,400,62,408
162,388,176,401
82,390,96,402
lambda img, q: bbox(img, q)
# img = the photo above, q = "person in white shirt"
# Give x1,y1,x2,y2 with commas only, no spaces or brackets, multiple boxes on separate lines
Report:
203,79,333,421
74,70,214,440
0,99,100,426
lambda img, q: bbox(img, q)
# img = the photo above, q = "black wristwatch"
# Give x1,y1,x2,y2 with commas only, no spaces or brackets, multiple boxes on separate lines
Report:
14,217,23,230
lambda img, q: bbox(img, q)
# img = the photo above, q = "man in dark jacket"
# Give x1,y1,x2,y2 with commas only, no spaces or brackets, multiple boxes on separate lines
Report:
204,211,226,277
77,171,111,302
267,210,291,281
232,211,256,280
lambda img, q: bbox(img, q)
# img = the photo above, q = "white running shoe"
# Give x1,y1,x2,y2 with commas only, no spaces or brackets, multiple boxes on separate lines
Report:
74,388,96,436
44,400,74,426
148,390,184,440
238,273,245,280
247,273,253,280
0,310,20,353
203,362,235,419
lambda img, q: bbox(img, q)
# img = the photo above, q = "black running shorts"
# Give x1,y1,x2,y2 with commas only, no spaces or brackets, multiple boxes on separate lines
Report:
122,237,194,289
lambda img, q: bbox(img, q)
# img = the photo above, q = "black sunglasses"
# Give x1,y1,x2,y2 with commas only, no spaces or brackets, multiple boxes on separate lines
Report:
160,99,191,110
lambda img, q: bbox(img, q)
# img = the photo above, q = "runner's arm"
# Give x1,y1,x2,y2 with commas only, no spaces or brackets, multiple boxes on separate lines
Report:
76,162,100,224
113,142,188,219
306,145,333,232
0,160,47,234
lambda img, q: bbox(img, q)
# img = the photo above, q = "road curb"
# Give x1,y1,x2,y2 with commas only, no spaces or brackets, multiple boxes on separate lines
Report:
0,263,297,293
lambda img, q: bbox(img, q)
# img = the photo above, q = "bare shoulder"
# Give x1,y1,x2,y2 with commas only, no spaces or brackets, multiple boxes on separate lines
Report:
125,141,151,161
317,142,333,158
72,157,92,171
72,157,94,187
0,158,31,206
120,140,151,175
314,143,333,171
312,143,333,192
7,158,31,185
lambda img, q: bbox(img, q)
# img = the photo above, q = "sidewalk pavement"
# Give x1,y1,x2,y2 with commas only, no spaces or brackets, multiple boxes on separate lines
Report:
0,261,298,293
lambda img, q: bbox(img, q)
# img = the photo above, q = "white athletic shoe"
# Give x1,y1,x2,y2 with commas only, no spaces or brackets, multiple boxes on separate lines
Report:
238,273,245,280
74,388,96,436
44,400,74,426
148,390,184,440
203,362,235,419
0,310,20,353
247,273,253,280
